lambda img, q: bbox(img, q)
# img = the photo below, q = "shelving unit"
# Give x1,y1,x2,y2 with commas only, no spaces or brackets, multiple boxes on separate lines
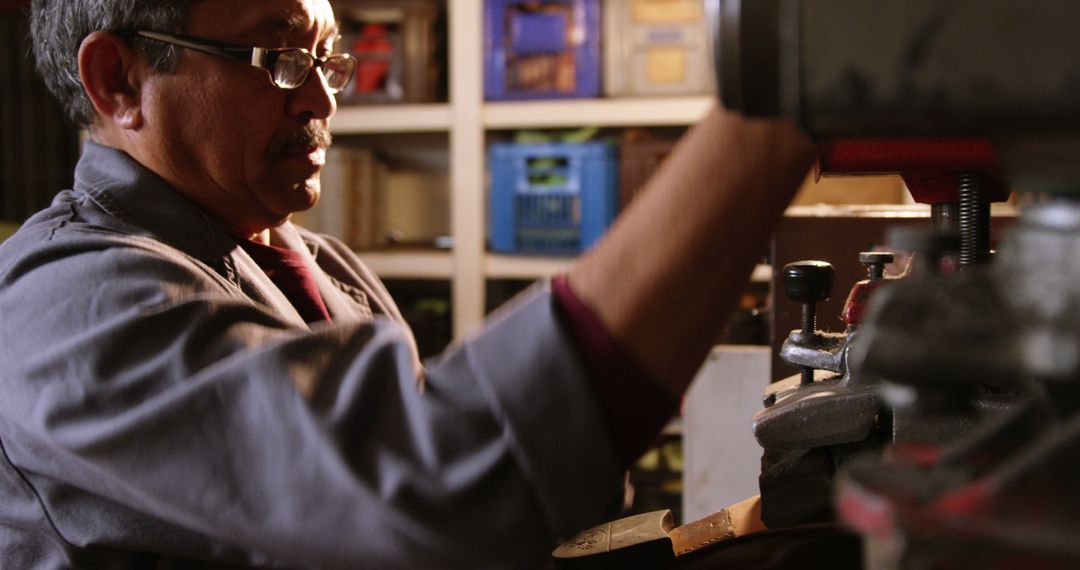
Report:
331,104,453,134
485,254,573,280
484,96,713,129
332,0,718,338
358,250,454,279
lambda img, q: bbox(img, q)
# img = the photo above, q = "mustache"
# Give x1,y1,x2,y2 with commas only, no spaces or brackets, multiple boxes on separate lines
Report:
268,123,333,156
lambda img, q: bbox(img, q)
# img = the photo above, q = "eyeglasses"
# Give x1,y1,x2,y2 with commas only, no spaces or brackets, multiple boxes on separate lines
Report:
117,30,356,93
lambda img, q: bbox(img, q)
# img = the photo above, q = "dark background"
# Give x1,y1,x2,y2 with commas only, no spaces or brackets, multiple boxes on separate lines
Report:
1,0,80,224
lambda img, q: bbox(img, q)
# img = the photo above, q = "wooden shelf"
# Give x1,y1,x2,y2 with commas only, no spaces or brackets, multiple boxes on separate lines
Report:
484,96,715,130
484,254,772,284
355,250,453,280
332,104,452,134
331,97,713,134
350,250,765,298
485,254,574,280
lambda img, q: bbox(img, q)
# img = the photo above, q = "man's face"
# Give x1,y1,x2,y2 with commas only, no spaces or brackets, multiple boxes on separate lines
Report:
140,0,339,237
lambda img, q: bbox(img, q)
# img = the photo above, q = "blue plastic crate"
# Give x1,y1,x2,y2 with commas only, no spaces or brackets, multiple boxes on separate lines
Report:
489,142,618,255
484,0,602,100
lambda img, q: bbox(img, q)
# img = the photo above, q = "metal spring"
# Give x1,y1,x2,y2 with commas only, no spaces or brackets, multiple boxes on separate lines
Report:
958,172,990,267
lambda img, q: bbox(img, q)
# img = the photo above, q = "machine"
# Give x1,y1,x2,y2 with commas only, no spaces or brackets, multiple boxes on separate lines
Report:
721,0,1080,568
555,1,1080,567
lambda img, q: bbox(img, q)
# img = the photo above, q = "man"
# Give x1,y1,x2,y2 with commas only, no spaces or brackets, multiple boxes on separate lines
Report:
0,0,816,567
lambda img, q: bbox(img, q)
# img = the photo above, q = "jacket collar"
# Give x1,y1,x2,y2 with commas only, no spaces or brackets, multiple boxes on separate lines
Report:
72,141,374,327
74,140,238,263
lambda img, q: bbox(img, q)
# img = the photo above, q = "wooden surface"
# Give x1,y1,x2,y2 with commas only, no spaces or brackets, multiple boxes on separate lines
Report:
671,496,766,556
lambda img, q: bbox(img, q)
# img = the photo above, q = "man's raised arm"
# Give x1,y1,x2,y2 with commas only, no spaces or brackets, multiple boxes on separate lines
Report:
568,106,818,398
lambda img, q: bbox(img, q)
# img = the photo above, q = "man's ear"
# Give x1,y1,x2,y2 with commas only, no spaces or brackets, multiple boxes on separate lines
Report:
78,31,146,130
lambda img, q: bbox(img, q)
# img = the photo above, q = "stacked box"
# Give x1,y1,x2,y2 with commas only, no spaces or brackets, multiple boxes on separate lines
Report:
304,146,388,248
489,142,617,255
604,0,713,96
484,0,602,100
335,0,445,104
382,170,451,247
306,146,451,249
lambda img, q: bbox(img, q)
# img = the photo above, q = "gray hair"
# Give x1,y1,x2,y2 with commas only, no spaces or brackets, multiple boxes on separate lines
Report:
29,0,199,127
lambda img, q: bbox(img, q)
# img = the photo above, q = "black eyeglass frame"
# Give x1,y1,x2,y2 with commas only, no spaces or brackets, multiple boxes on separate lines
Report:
116,29,356,93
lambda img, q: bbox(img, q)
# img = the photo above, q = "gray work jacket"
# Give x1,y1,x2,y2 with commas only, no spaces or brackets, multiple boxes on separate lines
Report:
0,142,622,569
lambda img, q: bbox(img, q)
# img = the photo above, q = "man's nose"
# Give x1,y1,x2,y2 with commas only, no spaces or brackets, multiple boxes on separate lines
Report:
287,66,337,121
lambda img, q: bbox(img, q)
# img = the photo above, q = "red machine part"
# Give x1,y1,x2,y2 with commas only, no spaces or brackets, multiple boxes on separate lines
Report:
819,139,1012,204
842,278,885,326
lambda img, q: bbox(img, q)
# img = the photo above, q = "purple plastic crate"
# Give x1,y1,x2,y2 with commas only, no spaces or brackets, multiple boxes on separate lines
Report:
484,0,601,100
512,10,568,52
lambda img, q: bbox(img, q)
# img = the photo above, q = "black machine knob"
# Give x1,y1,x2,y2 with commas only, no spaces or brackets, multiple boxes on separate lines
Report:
859,252,895,281
782,261,835,385
783,261,834,305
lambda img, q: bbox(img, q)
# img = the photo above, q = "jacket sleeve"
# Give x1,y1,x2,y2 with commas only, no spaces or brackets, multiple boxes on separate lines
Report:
0,228,624,569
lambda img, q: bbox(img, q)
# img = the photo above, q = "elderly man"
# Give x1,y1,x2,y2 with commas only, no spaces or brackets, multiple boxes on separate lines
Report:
0,0,815,567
